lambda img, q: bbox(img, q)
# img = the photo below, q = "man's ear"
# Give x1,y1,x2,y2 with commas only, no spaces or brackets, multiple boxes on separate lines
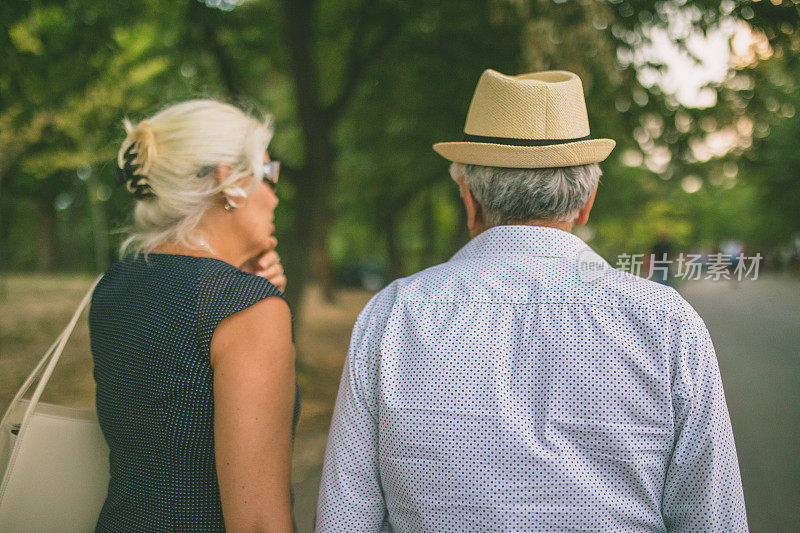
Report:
215,162,235,186
574,184,598,226
458,177,482,230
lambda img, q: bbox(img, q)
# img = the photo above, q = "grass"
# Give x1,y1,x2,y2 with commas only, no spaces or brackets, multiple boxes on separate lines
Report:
0,274,375,487
0,274,99,412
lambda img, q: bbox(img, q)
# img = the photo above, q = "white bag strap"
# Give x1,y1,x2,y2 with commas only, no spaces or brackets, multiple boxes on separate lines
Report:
0,275,103,433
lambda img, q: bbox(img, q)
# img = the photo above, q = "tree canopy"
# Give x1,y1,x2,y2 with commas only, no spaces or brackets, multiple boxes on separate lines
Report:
1,0,798,309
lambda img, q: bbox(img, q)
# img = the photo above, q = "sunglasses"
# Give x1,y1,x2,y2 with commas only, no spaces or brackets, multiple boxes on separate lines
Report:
196,161,280,189
263,160,280,189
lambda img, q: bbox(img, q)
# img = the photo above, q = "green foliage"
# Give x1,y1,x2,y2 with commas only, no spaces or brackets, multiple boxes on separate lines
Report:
0,0,797,280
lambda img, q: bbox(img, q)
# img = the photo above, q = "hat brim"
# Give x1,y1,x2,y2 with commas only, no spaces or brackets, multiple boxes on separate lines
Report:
432,138,616,168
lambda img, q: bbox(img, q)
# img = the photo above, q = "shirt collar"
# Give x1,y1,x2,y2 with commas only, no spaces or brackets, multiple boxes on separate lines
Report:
449,225,593,261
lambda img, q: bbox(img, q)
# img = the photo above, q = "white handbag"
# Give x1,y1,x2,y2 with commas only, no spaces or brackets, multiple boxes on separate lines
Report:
0,276,110,532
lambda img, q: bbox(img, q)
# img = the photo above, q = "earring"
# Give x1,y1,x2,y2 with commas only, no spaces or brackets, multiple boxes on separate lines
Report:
224,200,234,211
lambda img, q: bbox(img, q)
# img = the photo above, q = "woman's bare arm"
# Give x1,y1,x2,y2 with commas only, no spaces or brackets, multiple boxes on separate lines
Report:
211,296,295,532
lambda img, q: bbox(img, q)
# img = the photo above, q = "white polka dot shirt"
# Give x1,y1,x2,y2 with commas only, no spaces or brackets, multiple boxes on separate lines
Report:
316,225,747,532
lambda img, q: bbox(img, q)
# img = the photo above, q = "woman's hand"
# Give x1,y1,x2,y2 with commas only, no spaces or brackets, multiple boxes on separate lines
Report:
241,237,287,292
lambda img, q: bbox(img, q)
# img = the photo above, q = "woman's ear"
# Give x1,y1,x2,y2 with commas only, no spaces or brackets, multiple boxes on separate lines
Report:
214,162,235,186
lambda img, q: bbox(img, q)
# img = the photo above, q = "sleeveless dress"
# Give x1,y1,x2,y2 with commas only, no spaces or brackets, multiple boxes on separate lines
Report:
89,253,301,532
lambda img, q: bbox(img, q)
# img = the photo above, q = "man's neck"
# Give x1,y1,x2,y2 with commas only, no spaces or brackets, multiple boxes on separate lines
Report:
518,219,574,232
470,220,574,239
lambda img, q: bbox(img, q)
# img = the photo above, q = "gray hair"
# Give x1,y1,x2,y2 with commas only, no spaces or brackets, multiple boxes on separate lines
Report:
449,162,602,226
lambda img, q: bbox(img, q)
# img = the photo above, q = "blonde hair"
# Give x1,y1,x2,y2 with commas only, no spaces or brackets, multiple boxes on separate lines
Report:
117,99,273,254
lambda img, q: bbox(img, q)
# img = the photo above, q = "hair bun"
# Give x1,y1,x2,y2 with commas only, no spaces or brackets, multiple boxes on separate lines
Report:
117,119,158,200
129,120,158,174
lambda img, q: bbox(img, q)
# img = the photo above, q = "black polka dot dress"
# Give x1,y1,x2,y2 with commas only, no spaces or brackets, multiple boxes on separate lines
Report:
89,253,300,532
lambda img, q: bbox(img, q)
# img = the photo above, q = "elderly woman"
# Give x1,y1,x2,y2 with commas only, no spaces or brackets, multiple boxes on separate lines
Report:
89,100,297,532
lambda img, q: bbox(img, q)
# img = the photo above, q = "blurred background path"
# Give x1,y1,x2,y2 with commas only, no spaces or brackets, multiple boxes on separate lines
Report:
676,274,800,532
1,273,798,532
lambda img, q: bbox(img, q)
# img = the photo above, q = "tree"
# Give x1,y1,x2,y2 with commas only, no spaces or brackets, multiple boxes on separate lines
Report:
2,0,798,310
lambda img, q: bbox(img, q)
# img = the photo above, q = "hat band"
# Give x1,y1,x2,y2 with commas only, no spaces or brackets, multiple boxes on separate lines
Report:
462,133,591,146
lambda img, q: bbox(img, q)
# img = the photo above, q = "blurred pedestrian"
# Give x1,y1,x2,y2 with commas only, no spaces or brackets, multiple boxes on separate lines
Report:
722,239,745,272
650,232,675,286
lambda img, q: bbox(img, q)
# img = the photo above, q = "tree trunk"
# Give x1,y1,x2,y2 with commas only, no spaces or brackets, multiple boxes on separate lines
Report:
383,211,404,281
308,137,336,302
282,130,336,315
282,0,338,308
0,173,6,296
189,0,242,98
35,198,58,272
452,205,470,253
422,194,437,268
59,207,79,270
88,179,110,273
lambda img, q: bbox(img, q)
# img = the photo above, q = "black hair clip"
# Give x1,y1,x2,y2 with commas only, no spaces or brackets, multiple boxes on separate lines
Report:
115,144,155,199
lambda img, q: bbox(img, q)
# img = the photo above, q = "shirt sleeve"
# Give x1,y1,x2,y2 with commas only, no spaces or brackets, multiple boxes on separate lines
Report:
315,287,396,533
662,307,748,532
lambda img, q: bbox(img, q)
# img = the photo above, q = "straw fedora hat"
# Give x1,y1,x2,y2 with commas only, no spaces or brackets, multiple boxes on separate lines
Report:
433,69,615,168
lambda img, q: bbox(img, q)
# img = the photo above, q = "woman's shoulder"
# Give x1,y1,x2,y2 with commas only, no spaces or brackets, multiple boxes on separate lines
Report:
100,252,202,279
90,255,206,329
94,253,202,297
196,256,284,304
195,258,289,351
95,252,283,308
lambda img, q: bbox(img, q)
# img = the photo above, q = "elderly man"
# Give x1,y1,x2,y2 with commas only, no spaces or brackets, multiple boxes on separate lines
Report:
316,69,747,532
